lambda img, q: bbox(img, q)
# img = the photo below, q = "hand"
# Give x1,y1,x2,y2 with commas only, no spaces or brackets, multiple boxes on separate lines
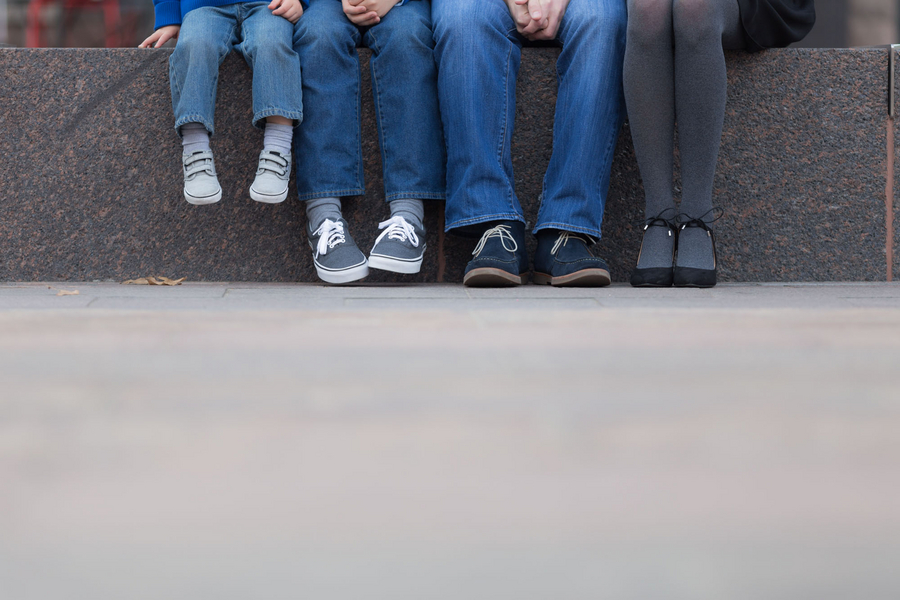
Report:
269,0,304,23
507,0,570,41
138,25,180,48
524,0,569,41
505,0,533,31
343,0,401,26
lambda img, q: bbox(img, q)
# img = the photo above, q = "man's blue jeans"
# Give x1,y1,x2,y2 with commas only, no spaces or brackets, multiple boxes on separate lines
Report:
432,0,626,237
170,2,303,135
292,0,445,202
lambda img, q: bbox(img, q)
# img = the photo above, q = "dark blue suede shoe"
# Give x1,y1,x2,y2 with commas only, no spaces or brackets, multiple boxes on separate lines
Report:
463,221,529,287
533,230,611,287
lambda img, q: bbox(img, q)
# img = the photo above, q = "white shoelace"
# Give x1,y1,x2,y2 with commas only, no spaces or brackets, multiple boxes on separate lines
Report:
373,216,419,248
550,231,595,255
313,219,346,258
472,224,518,257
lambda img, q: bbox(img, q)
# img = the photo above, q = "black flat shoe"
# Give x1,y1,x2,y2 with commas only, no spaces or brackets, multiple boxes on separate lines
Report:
673,214,718,288
630,215,677,287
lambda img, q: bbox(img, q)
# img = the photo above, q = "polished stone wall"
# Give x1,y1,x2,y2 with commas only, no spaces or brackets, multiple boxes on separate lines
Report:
0,47,895,283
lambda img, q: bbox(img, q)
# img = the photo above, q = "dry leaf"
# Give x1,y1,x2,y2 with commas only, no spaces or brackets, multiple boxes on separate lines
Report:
155,276,186,286
122,276,185,286
56,289,79,296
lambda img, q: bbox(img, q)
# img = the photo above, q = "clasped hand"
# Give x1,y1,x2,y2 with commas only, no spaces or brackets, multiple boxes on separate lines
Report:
506,0,570,41
342,0,402,27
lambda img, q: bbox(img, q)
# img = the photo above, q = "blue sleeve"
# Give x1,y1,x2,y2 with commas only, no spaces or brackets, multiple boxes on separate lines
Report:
153,0,181,28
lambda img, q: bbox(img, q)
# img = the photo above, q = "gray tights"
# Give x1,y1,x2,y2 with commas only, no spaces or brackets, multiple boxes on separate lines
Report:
624,0,744,221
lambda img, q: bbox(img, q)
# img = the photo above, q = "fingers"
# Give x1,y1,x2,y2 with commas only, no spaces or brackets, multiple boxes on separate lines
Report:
527,0,543,21
348,11,380,26
138,32,158,48
284,2,303,22
268,0,281,9
154,31,174,48
343,0,368,16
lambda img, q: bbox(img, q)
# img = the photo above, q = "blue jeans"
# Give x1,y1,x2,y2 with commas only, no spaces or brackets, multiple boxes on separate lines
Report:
432,0,626,237
170,2,303,135
292,0,445,202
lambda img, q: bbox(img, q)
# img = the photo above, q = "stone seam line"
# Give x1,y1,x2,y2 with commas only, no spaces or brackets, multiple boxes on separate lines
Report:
889,47,896,282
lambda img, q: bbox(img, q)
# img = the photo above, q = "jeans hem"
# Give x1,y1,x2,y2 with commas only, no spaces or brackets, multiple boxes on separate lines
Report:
253,108,304,129
385,191,446,202
533,221,603,239
445,212,525,233
174,115,214,138
296,189,365,201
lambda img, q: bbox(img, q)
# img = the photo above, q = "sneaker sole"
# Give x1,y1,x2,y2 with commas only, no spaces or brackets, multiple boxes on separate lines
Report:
463,268,528,287
368,254,423,274
185,188,222,205
314,261,369,285
533,269,611,287
249,186,288,204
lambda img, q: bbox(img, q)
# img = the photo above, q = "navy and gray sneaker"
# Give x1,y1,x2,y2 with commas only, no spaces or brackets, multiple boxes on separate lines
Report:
307,218,369,284
368,215,426,274
463,221,529,287
533,229,611,287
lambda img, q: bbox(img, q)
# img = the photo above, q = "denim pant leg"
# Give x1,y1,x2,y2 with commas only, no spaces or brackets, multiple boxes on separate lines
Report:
362,1,445,202
533,0,627,237
432,0,524,232
237,3,304,129
169,6,239,136
292,0,364,200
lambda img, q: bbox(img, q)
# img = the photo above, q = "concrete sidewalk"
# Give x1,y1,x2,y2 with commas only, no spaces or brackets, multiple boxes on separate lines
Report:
1,282,899,599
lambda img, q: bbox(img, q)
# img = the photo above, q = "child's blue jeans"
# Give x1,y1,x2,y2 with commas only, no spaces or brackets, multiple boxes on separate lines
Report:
291,0,445,202
169,2,304,136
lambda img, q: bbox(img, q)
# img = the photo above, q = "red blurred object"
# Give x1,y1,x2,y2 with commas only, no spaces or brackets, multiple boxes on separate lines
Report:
26,0,122,48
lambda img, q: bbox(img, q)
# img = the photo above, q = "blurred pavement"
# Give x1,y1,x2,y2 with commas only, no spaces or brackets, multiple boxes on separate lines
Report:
1,282,899,599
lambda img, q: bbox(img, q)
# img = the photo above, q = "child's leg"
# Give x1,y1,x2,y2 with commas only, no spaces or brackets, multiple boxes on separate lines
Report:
238,4,303,203
363,1,444,274
292,0,364,211
169,7,238,138
363,2,444,210
291,0,369,283
169,7,238,205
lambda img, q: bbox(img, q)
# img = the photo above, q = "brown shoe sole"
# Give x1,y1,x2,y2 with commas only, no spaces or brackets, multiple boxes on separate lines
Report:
533,268,611,287
463,268,529,287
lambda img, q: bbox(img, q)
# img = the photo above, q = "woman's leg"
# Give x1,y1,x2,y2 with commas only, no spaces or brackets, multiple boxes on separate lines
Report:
625,0,679,283
671,0,743,281
624,0,675,221
674,0,743,220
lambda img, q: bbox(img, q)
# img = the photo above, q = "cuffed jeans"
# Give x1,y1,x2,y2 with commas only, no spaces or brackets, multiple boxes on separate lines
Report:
292,0,445,202
170,2,303,136
432,0,626,237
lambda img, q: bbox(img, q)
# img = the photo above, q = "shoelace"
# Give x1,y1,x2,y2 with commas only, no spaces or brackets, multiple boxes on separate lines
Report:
550,231,596,255
472,224,518,257
313,219,346,258
183,151,215,179
374,216,419,248
257,150,288,177
676,207,723,235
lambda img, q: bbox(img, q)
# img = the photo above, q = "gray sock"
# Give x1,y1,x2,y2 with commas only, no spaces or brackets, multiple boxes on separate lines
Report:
263,122,293,156
389,198,425,230
181,122,210,155
305,197,342,229
676,225,716,270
